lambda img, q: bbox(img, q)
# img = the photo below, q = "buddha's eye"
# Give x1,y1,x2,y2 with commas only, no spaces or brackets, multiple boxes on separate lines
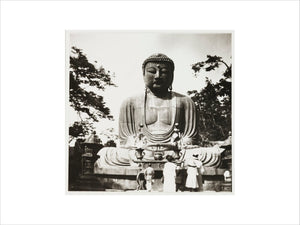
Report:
147,68,156,74
161,69,169,74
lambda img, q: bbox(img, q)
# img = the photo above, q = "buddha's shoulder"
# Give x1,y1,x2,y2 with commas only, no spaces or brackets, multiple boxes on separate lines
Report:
172,91,194,104
121,92,194,106
121,93,144,106
172,91,188,98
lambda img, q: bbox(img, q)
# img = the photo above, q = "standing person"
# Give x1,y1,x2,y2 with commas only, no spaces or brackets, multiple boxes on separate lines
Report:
144,163,154,192
175,162,186,192
163,155,177,192
185,154,203,192
197,158,205,192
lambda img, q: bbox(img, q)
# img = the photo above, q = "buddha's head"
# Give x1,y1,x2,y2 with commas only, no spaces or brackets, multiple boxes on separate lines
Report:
142,53,175,96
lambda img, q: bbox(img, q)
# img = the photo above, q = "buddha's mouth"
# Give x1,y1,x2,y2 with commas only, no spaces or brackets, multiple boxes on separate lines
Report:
153,80,164,85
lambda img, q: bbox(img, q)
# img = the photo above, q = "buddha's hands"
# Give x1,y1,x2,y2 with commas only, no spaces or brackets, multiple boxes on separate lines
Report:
124,135,148,149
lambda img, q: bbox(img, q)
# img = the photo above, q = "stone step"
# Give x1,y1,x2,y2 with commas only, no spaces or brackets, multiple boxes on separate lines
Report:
69,172,230,192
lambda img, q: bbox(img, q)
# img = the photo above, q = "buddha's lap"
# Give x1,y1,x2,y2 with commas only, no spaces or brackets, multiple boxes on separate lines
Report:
95,145,223,166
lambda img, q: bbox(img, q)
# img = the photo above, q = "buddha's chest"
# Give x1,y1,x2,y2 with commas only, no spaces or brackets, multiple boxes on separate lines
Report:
144,97,173,132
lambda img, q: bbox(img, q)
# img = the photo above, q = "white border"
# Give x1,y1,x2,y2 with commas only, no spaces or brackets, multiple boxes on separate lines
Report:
1,1,299,224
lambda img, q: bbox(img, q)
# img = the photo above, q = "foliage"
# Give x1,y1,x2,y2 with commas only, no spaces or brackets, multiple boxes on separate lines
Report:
104,140,117,147
69,121,92,138
99,128,118,147
189,55,231,144
69,47,116,140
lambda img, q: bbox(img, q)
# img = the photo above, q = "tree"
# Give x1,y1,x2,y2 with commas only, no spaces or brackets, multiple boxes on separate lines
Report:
99,128,118,147
104,140,117,147
69,47,116,141
189,55,231,144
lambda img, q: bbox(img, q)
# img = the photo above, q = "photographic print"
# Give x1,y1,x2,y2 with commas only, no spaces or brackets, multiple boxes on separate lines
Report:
67,31,232,193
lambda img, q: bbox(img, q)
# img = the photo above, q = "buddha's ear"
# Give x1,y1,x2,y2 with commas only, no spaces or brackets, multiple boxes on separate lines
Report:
169,72,174,85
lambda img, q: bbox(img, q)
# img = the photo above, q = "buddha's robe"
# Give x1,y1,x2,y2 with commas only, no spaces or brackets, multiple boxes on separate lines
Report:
119,91,199,146
94,91,224,170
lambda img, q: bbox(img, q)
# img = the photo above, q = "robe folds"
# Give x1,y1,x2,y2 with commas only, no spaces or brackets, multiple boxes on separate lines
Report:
119,91,199,146
94,91,205,169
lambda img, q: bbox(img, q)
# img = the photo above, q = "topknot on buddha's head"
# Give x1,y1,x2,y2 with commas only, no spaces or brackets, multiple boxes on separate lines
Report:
142,53,175,74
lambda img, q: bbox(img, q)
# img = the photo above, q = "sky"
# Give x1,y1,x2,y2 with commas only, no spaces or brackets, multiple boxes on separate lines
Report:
67,31,232,142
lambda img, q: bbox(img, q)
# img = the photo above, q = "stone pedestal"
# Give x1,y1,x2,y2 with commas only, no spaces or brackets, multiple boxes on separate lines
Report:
221,182,232,192
92,166,226,192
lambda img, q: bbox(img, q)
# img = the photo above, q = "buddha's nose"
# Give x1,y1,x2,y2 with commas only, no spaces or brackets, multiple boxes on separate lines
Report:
154,70,161,78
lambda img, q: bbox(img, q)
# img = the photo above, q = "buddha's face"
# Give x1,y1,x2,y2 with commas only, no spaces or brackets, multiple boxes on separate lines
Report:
143,62,173,95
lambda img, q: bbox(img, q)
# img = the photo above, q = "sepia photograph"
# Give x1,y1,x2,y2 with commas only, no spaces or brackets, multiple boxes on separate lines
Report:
67,31,232,193
1,0,299,224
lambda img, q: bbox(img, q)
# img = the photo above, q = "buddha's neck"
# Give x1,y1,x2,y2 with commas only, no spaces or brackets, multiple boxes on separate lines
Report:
147,88,171,99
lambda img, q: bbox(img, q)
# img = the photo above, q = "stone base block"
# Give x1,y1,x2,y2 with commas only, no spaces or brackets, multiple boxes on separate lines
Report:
203,180,223,192
69,166,230,192
94,177,137,190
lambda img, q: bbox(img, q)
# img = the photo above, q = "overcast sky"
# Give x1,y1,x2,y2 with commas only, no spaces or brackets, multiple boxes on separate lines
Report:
68,31,232,139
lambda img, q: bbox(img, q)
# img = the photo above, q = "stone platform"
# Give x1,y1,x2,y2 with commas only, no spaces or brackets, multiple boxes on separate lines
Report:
76,166,228,192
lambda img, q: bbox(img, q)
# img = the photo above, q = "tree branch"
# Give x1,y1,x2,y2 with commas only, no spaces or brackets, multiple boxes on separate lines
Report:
220,60,230,70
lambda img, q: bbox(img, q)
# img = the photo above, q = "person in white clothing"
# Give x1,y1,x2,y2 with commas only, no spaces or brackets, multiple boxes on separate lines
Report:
185,154,203,192
163,155,177,192
144,163,155,192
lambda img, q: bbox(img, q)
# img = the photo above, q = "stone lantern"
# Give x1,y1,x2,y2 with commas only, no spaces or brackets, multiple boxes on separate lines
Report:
81,131,103,175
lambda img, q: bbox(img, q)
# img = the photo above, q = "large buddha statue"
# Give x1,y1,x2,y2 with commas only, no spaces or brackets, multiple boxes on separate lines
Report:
94,53,223,169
